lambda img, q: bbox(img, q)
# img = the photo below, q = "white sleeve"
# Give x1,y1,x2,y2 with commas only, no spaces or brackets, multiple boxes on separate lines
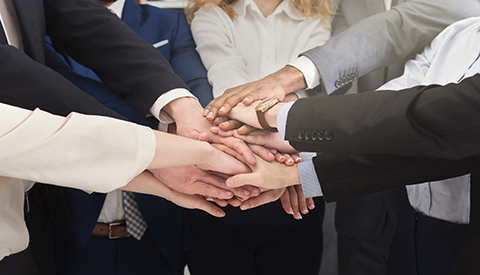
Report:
191,7,250,98
0,103,155,193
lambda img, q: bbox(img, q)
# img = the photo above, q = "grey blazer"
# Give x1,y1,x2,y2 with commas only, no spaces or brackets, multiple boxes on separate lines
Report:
303,0,480,94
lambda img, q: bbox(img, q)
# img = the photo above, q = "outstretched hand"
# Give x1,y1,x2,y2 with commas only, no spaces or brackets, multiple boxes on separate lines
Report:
203,66,307,121
122,171,227,217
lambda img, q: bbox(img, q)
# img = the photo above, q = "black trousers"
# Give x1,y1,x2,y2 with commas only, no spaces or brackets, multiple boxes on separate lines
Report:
186,198,325,275
0,247,38,275
386,201,469,275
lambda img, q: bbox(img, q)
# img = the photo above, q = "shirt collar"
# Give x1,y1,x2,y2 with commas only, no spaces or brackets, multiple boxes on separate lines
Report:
109,0,126,19
234,0,305,21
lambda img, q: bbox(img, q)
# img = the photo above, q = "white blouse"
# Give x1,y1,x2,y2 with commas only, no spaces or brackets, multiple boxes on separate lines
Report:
0,103,155,261
191,0,331,97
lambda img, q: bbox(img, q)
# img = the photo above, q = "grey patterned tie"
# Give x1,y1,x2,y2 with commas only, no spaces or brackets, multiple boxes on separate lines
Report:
123,191,147,240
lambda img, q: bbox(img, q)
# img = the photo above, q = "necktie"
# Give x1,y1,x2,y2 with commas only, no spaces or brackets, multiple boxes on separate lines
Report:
123,191,147,240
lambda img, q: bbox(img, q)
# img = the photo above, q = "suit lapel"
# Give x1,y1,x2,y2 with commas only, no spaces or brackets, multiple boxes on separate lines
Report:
0,21,7,44
13,0,46,62
121,0,140,34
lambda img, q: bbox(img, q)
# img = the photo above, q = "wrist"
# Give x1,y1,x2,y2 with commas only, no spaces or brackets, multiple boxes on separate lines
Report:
275,66,307,94
264,102,284,129
162,97,200,122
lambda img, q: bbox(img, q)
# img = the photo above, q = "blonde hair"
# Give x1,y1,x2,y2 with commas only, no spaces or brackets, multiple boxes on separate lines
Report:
185,0,334,24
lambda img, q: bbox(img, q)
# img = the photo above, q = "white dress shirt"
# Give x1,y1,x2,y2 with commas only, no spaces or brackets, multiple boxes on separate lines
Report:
0,103,155,261
190,0,331,98
374,17,480,224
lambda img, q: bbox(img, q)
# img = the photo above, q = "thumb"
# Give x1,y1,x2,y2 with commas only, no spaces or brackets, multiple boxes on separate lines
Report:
226,173,263,189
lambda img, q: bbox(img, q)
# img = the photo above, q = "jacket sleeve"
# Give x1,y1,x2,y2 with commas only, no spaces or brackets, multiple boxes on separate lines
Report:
285,74,480,160
43,0,189,116
302,0,480,94
0,103,155,192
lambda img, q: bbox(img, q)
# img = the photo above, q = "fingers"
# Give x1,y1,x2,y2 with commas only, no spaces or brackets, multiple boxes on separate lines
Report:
306,197,315,210
287,186,303,220
191,181,234,200
239,188,285,210
294,185,309,215
280,189,294,215
237,124,256,135
218,119,243,131
189,196,226,217
249,144,275,162
213,116,229,126
204,91,244,120
218,136,257,166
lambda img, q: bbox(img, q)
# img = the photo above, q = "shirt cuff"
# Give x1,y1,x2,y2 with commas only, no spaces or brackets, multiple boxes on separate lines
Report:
297,152,323,198
149,88,196,124
288,56,321,89
277,101,295,138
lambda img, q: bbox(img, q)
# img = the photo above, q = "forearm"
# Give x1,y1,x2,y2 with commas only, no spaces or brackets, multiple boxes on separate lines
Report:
148,130,214,169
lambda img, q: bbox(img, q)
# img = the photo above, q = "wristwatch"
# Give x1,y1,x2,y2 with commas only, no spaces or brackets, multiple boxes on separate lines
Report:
255,98,280,132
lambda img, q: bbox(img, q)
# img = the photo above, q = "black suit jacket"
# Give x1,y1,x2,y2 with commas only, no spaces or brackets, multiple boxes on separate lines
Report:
1,0,188,117
285,74,480,274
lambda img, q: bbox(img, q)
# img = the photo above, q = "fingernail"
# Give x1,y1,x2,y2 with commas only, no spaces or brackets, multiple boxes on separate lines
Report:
243,97,249,103
253,187,260,194
302,208,309,214
309,203,315,209
219,106,226,113
206,111,214,119
251,156,256,164
295,157,302,162
220,121,228,127
279,156,285,161
217,210,225,217
203,109,209,117
286,159,294,165
288,208,294,215
295,213,302,219
211,126,219,132
243,189,251,196
240,202,249,210
268,152,274,159
239,126,246,132
226,191,233,198
226,179,233,187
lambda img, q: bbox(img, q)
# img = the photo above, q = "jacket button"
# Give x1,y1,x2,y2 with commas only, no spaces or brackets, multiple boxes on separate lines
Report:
298,130,305,140
335,80,342,88
304,131,311,141
317,131,324,141
311,131,318,141
324,130,333,141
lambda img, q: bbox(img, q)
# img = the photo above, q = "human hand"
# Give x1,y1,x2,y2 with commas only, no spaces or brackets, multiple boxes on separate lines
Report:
234,130,298,154
121,171,227,217
280,185,315,220
203,66,307,120
213,145,300,190
149,165,258,201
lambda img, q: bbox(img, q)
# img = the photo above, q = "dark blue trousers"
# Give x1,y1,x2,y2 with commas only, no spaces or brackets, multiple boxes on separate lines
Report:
71,229,175,275
386,201,469,275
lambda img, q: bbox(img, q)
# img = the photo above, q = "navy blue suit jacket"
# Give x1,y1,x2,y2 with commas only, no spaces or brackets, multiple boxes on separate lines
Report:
45,1,212,274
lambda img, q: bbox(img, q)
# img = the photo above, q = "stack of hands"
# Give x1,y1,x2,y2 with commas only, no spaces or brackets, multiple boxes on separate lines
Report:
127,73,312,220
